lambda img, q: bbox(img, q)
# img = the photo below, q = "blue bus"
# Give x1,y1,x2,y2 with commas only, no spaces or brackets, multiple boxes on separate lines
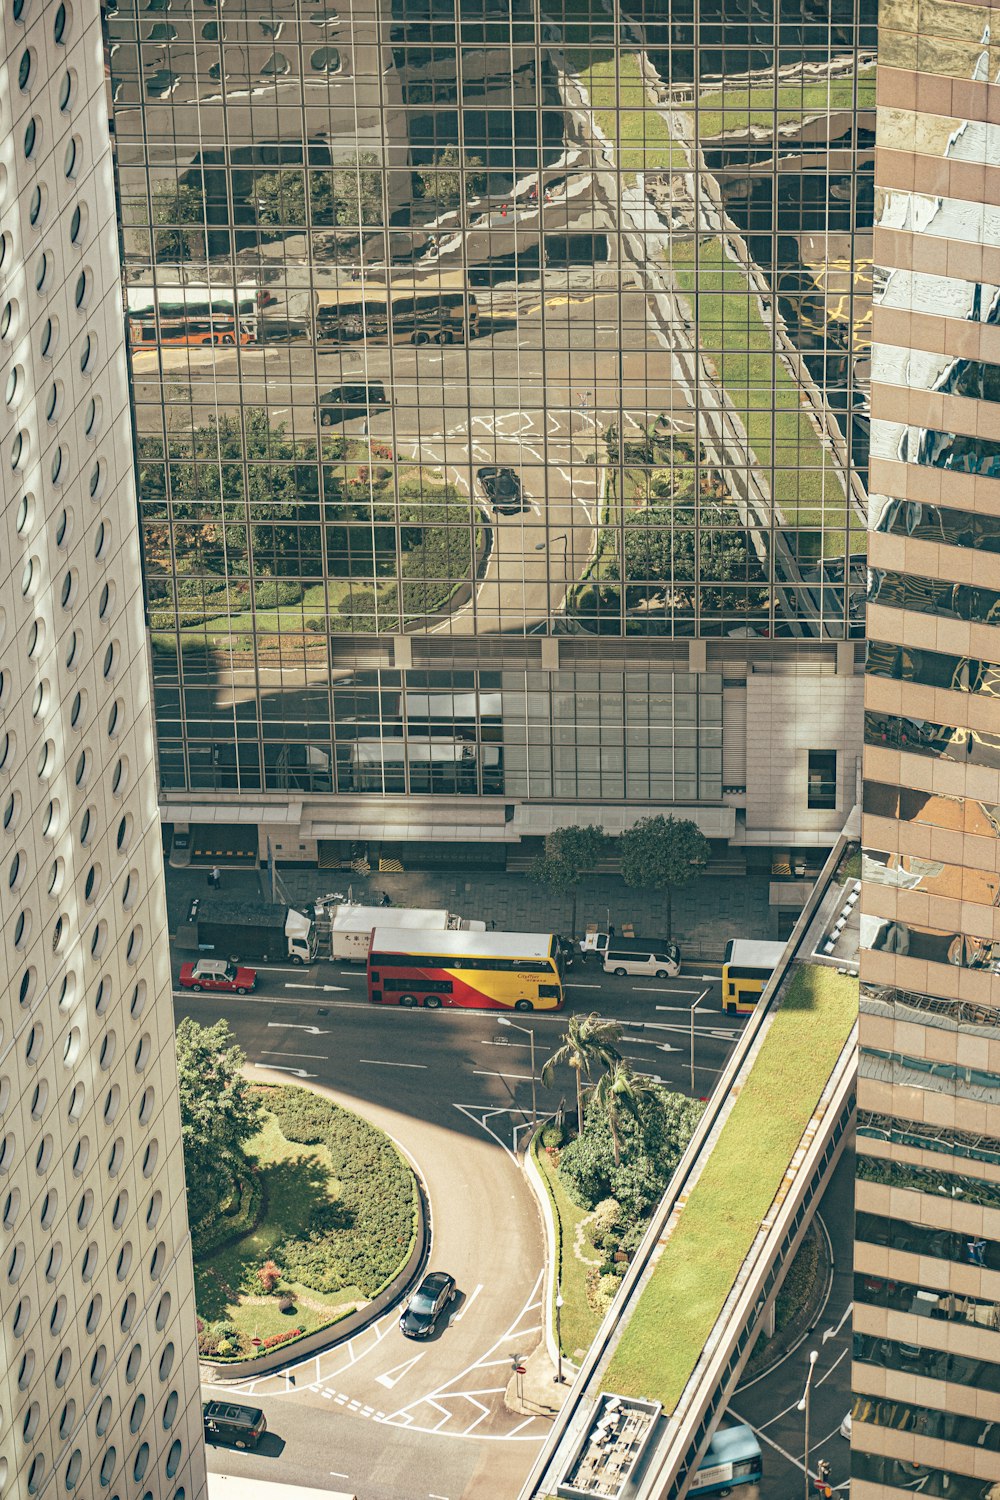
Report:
689,1424,763,1495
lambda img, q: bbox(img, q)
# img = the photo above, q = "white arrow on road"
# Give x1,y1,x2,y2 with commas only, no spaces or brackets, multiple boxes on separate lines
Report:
627,1038,678,1052
821,1302,854,1344
266,1023,330,1035
259,1064,316,1079
283,984,349,993
375,1352,426,1390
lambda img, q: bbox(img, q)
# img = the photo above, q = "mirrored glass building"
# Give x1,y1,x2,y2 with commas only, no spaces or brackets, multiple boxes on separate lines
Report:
856,0,1000,1494
106,0,874,862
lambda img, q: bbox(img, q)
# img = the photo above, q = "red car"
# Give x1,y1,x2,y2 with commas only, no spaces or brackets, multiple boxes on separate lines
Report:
179,959,257,994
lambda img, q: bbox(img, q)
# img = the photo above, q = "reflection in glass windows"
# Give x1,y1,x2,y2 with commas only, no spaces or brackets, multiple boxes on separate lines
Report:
854,1272,1000,1336
856,1211,1000,1272
864,710,1000,773
858,1108,1000,1168
873,495,1000,553
857,1152,1000,1211
849,1391,1000,1453
851,1452,991,1500
866,640,1000,698
854,1331,1000,1393
861,981,1000,1037
869,569,1000,627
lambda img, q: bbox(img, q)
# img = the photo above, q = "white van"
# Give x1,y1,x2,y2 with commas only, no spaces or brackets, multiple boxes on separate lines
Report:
603,943,681,978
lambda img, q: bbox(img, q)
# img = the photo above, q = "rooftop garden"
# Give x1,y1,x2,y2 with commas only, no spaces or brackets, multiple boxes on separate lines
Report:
601,963,857,1410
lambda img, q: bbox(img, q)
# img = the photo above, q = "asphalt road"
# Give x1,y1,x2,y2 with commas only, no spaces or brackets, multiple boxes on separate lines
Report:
731,1148,855,1500
176,953,741,1500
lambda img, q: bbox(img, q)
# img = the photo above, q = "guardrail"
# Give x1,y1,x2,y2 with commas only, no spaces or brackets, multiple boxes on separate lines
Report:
520,825,857,1500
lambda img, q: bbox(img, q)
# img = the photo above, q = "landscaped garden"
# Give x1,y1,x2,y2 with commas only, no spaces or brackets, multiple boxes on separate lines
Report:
178,1021,418,1362
140,410,483,657
566,428,771,631
600,963,857,1409
535,1006,704,1364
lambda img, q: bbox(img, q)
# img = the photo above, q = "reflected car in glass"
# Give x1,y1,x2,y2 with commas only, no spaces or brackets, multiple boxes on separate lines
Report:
475,465,525,515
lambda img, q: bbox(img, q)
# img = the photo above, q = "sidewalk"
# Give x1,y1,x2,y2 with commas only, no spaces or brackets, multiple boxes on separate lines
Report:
165,863,771,960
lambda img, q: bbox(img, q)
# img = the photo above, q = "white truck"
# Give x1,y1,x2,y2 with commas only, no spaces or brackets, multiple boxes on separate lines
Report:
322,905,486,961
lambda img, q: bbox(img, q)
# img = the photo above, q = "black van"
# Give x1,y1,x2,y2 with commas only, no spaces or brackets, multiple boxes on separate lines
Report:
319,381,388,426
203,1400,267,1449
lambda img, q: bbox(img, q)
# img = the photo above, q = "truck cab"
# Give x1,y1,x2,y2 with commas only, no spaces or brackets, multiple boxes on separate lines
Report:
285,907,317,965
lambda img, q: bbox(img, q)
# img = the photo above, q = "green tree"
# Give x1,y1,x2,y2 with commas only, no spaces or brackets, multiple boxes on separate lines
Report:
417,146,488,209
541,1013,622,1135
151,180,207,262
176,1018,262,1222
618,814,710,940
591,1061,660,1168
252,169,337,228
530,823,608,935
557,1083,703,1218
331,153,384,226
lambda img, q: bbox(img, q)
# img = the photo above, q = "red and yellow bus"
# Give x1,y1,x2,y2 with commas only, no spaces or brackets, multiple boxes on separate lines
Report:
367,928,564,1012
126,284,259,348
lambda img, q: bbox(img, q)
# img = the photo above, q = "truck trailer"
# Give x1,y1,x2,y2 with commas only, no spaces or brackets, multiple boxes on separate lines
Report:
322,904,486,961
180,899,317,965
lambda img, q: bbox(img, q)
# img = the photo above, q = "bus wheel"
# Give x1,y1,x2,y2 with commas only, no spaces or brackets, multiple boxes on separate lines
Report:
221,334,235,345
320,413,333,426
435,329,453,345
423,996,442,1009
399,994,417,1007
514,1000,533,1012
412,331,430,346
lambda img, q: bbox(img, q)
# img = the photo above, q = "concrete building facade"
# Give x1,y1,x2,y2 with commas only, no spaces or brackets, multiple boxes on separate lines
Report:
0,4,206,1496
855,0,1000,1493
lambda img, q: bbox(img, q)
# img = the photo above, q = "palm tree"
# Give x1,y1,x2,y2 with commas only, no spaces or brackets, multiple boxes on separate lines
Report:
592,1062,660,1167
541,1013,622,1135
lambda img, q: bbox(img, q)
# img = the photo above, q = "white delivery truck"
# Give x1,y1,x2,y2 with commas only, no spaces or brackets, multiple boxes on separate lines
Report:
325,904,486,961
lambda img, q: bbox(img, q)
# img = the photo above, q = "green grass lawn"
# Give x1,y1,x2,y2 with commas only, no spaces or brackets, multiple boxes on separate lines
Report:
601,964,857,1410
195,1116,366,1340
691,68,876,140
565,51,688,180
535,1138,604,1361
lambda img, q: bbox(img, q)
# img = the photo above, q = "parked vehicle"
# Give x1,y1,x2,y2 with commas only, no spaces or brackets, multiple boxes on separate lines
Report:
581,933,681,978
179,958,257,994
399,1271,456,1338
181,898,317,965
602,944,681,978
319,380,387,426
203,1400,267,1449
318,903,486,962
475,465,525,514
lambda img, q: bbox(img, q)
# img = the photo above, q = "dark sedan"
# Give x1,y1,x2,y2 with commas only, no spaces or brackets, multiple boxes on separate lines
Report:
399,1271,456,1338
475,465,525,515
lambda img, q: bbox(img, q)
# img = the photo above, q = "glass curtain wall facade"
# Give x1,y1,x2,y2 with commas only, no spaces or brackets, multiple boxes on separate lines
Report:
855,0,1000,1495
105,0,872,811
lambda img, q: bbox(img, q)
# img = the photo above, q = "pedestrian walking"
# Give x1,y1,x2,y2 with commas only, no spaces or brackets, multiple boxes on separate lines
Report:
608,922,616,937
208,865,221,890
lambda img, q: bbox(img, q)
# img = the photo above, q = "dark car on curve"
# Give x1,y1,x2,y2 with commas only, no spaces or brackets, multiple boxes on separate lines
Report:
475,465,525,514
399,1271,457,1338
319,381,388,426
203,1400,267,1449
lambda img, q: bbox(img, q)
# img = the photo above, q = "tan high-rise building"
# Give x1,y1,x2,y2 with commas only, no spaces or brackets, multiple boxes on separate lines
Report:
0,4,206,1496
855,0,1000,1493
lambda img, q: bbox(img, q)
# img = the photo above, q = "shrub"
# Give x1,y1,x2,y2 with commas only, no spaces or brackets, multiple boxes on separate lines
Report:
253,1086,417,1298
261,1326,303,1350
540,1122,565,1150
589,1198,622,1250
216,1337,240,1357
257,1260,281,1294
198,1319,237,1356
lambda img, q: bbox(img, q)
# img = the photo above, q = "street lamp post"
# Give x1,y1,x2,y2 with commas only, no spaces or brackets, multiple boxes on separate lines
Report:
497,1016,537,1127
554,1282,564,1383
797,1349,819,1500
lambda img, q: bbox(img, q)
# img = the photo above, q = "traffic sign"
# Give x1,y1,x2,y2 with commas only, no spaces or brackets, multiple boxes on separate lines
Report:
514,1364,526,1375
250,1337,262,1347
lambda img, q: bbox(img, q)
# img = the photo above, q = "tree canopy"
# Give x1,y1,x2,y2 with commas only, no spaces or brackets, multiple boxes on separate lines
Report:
619,815,711,937
176,1017,262,1221
557,1082,703,1219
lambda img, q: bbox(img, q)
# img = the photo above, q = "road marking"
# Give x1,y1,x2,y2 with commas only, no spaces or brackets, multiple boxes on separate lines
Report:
266,1023,329,1034
565,982,601,989
259,1049,326,1059
330,1472,350,1479
816,1345,850,1387
252,1063,316,1079
473,1069,533,1082
728,1409,813,1479
358,1058,428,1069
284,983,350,992
821,1301,854,1343
452,1283,483,1322
653,1004,717,1013
635,986,704,994
375,1353,427,1390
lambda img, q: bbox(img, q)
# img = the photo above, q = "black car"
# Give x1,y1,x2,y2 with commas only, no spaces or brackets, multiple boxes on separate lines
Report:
320,381,388,426
399,1270,456,1338
476,465,525,514
203,1401,267,1449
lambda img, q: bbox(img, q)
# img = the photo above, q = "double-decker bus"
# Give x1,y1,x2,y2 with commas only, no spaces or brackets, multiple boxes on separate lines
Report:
315,273,478,346
688,1424,763,1495
126,285,259,347
721,939,787,1014
367,928,564,1011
